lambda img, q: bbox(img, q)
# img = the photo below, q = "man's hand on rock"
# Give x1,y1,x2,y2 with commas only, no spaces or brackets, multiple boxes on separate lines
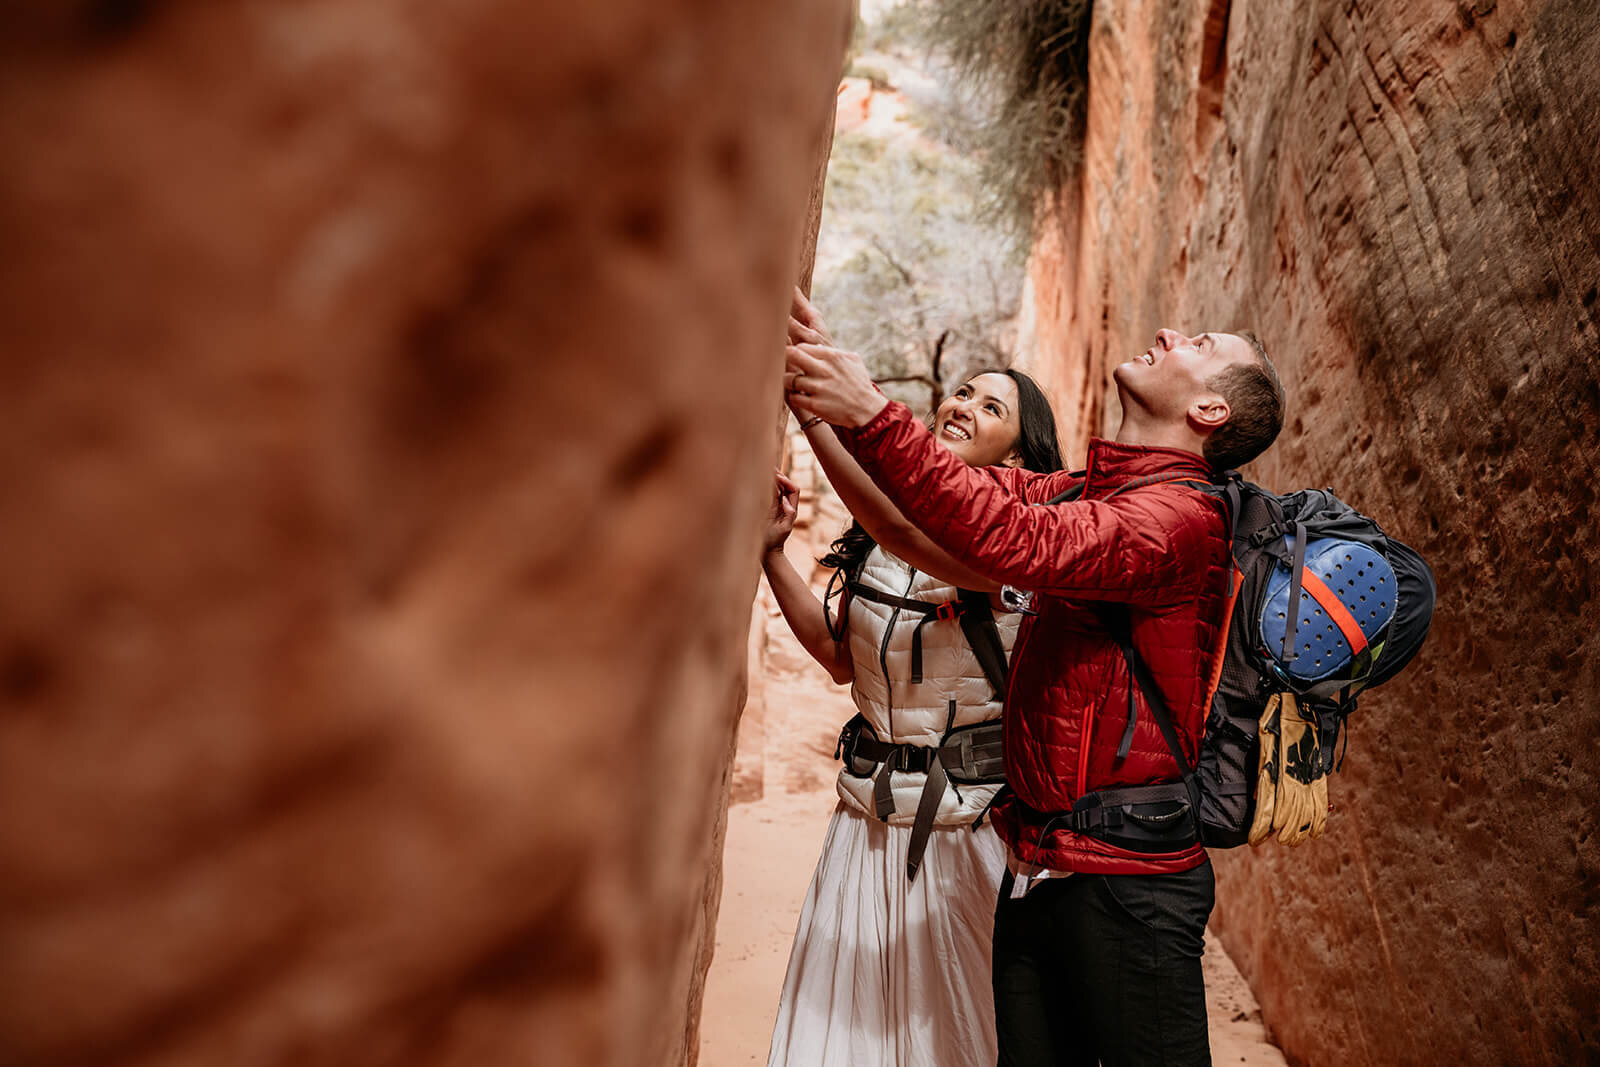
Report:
789,316,828,347
785,288,837,423
789,286,833,346
785,342,888,429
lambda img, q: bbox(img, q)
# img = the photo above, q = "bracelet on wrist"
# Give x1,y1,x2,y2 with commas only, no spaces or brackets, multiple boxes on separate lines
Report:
800,415,823,431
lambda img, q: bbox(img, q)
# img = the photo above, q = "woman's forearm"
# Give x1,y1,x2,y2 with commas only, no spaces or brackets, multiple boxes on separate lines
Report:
804,422,1001,592
761,548,853,684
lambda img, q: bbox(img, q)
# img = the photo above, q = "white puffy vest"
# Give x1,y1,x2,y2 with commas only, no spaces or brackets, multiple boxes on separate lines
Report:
835,546,1020,827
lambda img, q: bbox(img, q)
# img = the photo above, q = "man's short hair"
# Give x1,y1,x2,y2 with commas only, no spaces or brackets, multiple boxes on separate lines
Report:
1203,332,1284,471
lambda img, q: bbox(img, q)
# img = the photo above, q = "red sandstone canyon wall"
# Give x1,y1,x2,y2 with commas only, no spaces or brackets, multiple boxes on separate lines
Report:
0,3,849,1065
1026,0,1599,1062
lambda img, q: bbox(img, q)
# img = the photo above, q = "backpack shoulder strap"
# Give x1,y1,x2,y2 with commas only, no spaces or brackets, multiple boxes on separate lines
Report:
1045,481,1085,505
1210,470,1245,545
1087,602,1202,812
955,588,1009,700
1047,471,1225,507
1103,471,1210,499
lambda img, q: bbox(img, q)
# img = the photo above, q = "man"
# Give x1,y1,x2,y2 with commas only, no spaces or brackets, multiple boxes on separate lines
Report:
785,324,1285,1066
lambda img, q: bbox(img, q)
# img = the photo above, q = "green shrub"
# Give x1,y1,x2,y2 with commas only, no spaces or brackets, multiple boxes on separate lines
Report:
917,0,1093,235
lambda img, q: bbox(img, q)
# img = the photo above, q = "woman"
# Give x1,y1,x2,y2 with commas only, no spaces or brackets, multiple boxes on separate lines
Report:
761,290,1063,1067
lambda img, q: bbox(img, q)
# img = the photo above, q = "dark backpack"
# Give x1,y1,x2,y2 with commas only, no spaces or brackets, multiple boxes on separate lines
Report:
1054,472,1436,850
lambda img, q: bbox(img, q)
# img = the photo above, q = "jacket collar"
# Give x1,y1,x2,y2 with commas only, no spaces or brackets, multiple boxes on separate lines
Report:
1080,437,1214,498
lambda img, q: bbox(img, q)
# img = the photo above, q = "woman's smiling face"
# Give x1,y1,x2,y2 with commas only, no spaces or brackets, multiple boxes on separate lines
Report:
933,372,1023,468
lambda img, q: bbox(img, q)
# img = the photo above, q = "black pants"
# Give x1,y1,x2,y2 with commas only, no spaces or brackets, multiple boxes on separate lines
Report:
991,861,1215,1067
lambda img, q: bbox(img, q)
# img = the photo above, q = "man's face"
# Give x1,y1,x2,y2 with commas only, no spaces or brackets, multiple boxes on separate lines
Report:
1114,329,1255,423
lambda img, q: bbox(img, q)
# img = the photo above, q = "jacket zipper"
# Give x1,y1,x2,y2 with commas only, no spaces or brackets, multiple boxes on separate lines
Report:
876,563,918,740
1000,606,1032,819
1077,684,1094,802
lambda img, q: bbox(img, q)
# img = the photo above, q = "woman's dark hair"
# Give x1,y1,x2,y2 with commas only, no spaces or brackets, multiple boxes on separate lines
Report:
1000,368,1065,477
820,368,1063,576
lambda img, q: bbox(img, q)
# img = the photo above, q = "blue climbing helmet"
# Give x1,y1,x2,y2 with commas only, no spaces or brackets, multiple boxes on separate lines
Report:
1243,485,1435,702
1260,536,1397,692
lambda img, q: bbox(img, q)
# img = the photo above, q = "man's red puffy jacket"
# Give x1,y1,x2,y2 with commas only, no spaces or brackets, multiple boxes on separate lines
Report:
843,402,1233,875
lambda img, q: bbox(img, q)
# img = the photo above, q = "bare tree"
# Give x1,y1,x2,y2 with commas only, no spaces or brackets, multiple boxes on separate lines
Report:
813,121,1025,417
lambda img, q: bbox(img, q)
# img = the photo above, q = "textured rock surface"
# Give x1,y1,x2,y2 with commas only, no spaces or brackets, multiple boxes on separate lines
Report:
1024,0,1600,1063
0,3,848,1065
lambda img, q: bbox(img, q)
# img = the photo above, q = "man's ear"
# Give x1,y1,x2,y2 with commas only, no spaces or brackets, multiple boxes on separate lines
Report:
1188,394,1230,433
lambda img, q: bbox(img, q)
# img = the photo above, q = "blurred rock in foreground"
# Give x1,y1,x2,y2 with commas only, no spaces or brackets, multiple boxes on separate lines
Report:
0,3,848,1064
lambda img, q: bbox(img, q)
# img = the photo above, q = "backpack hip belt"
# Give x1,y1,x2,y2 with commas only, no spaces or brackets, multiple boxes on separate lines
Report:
835,714,1005,882
1012,783,1199,856
840,716,1006,783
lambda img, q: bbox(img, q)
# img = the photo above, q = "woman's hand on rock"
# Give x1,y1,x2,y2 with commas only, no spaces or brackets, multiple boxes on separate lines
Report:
764,469,800,554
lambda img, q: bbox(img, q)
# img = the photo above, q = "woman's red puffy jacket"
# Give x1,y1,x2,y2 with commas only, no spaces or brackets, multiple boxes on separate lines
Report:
842,402,1233,875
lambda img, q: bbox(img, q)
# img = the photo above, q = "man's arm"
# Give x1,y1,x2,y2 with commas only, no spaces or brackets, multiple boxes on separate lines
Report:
784,289,1075,591
977,463,1086,505
801,417,1006,592
784,294,1004,589
844,403,1213,598
785,344,1212,599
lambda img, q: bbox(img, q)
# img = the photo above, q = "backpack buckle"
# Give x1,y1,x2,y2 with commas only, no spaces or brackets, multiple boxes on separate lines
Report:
935,601,964,621
1000,585,1037,616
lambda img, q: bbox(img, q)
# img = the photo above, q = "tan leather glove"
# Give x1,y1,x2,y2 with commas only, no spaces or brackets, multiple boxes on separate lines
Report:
1248,693,1329,846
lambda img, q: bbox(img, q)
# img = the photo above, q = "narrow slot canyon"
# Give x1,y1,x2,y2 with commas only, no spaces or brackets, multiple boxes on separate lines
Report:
1,1,1596,1066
